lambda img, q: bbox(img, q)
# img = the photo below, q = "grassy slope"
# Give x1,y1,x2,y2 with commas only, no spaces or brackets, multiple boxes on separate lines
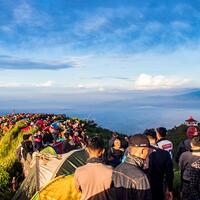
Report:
0,121,30,199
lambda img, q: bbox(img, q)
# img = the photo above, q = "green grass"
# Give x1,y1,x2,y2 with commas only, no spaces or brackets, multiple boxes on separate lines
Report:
173,170,181,200
0,120,37,199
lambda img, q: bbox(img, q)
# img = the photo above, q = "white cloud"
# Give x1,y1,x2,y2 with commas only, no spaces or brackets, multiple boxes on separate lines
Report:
0,82,21,88
170,21,191,30
13,2,32,24
77,83,105,92
34,81,54,87
82,16,108,32
134,74,190,90
12,2,50,27
0,81,55,88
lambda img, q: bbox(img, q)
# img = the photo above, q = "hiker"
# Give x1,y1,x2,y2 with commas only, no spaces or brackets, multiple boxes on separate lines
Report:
21,134,34,177
144,129,174,200
108,132,118,147
106,138,124,167
42,130,54,145
112,134,152,200
33,131,43,151
74,136,112,200
179,136,200,200
189,158,200,200
156,127,173,158
175,126,199,163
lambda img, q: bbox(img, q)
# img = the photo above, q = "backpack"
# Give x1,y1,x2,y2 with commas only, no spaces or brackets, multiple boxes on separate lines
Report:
16,145,22,162
21,141,33,161
175,139,191,163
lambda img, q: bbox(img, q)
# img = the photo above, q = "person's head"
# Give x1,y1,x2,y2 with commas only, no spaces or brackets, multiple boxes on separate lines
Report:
23,134,32,141
191,136,200,150
124,136,129,142
112,132,118,138
144,129,157,145
187,127,199,139
128,134,150,160
113,138,121,150
86,136,105,158
23,134,29,141
156,127,167,140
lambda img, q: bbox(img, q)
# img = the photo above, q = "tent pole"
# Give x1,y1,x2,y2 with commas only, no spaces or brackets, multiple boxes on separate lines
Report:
35,155,40,191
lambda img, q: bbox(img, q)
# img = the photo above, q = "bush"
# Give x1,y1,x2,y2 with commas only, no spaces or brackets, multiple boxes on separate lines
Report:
0,168,9,190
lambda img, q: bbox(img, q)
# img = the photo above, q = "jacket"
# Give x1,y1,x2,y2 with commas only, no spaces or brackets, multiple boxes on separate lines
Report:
112,155,152,200
157,138,173,159
147,146,174,200
74,157,112,200
179,151,200,182
175,139,191,163
190,159,200,200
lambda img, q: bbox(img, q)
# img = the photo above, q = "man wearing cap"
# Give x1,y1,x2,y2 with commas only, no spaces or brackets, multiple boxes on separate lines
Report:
112,134,152,200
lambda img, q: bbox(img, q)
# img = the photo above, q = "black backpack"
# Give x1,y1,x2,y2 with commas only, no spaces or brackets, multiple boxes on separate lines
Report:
21,141,33,160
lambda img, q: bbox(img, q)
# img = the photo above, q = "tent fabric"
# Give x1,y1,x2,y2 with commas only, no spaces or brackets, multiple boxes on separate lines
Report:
13,148,88,200
52,141,64,154
31,175,81,200
40,146,57,156
55,148,88,177
12,165,37,200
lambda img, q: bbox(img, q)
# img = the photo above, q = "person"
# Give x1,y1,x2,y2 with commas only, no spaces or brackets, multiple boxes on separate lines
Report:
109,132,118,148
42,131,54,145
112,134,152,200
33,131,43,151
190,158,200,200
106,138,124,167
144,129,174,200
156,127,173,158
175,126,199,163
74,136,112,200
179,136,200,200
21,134,34,177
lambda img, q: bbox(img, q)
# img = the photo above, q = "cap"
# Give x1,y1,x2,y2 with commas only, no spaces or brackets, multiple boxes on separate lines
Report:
129,134,150,147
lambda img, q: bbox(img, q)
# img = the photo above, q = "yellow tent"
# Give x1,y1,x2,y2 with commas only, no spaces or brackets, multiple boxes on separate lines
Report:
31,174,81,200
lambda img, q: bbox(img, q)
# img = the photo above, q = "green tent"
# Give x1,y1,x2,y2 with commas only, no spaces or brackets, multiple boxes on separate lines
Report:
12,148,88,200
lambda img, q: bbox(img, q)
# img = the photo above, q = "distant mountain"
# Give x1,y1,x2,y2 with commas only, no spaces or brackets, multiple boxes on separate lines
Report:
175,89,200,100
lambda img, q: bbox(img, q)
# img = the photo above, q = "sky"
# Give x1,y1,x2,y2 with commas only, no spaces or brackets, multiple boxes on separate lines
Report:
0,0,200,93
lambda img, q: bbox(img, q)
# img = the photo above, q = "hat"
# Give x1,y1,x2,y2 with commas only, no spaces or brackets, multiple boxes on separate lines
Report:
129,134,150,147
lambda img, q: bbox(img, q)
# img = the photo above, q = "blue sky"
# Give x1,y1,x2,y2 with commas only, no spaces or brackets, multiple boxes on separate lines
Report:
0,0,200,92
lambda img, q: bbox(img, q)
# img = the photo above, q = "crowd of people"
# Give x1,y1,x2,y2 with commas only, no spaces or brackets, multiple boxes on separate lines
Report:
1,113,200,200
75,127,200,200
0,113,88,177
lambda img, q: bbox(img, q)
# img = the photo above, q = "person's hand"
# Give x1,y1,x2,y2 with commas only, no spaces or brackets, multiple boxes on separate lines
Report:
165,190,173,200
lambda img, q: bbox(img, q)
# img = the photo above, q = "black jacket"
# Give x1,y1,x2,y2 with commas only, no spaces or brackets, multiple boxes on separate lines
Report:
112,155,152,200
106,147,124,168
175,139,191,163
147,146,174,200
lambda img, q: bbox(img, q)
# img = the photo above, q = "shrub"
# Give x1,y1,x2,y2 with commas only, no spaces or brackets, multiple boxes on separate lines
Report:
0,168,9,190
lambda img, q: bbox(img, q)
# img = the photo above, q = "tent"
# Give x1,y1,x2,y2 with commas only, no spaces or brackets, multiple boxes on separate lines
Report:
40,146,57,156
13,148,88,200
31,175,81,200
